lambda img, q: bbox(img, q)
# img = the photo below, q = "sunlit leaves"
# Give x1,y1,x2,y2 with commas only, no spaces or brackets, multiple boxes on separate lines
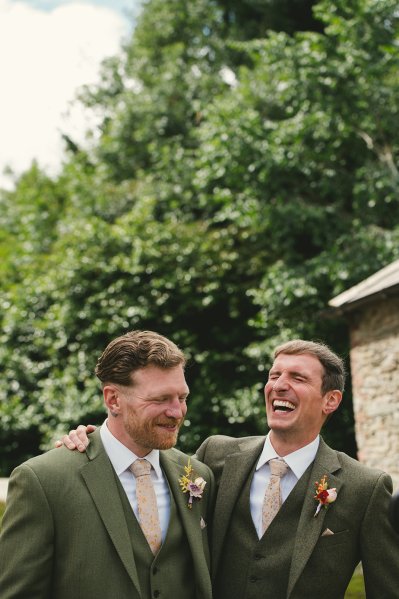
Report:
1,0,399,471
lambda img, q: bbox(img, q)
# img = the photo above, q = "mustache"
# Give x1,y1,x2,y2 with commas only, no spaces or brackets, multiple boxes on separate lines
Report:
154,418,182,426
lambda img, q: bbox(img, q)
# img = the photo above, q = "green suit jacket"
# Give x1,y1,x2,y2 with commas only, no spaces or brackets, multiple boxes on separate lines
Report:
196,434,399,599
0,430,214,599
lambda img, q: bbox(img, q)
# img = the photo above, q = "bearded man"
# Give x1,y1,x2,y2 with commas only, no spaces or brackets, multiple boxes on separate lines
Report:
0,330,214,599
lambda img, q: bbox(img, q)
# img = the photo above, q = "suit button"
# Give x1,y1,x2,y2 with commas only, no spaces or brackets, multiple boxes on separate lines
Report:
153,592,160,598
254,554,263,560
250,576,258,583
152,567,158,574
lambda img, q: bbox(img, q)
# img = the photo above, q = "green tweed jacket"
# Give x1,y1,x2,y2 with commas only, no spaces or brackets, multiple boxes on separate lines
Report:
0,430,214,599
196,435,399,599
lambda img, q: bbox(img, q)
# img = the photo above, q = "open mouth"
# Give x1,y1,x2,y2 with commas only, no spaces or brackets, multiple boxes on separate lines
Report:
156,421,180,431
272,400,295,413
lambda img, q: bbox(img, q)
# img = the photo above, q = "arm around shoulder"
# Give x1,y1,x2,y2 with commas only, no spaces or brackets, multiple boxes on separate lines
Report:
0,463,54,598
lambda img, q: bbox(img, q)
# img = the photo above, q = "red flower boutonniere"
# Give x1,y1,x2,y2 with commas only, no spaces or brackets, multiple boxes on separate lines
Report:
314,475,337,517
179,459,206,509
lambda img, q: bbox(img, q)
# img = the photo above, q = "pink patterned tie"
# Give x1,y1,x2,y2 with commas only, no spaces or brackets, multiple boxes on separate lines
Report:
131,459,162,554
262,458,289,534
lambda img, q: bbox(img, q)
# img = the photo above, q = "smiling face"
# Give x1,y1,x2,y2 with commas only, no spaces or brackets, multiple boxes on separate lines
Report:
264,352,342,454
104,364,189,456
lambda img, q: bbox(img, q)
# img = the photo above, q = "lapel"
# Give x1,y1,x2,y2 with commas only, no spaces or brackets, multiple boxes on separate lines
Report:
80,430,141,597
287,438,343,598
160,450,212,598
212,437,265,575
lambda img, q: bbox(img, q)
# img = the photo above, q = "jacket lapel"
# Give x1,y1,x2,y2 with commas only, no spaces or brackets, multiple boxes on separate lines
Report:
212,437,265,575
287,439,343,598
160,451,212,599
80,430,141,597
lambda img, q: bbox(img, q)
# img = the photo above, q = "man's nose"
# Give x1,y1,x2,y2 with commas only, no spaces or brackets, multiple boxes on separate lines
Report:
271,375,289,392
165,398,186,419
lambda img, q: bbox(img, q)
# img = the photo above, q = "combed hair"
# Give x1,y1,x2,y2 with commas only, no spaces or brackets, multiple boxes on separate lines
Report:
95,330,186,386
274,339,346,394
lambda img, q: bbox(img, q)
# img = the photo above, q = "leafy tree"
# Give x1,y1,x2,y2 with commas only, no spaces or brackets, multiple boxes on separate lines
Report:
1,0,399,473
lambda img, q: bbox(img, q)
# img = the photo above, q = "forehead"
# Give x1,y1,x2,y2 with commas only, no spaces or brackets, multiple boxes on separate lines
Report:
130,364,188,393
270,353,324,379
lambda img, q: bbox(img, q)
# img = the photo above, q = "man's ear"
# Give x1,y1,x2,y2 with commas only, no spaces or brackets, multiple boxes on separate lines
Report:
103,385,122,415
323,390,342,416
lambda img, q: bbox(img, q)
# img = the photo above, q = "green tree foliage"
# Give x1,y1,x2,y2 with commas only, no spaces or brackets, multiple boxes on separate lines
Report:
1,0,399,473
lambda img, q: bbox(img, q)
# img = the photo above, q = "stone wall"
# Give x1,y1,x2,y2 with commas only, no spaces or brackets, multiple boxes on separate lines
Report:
349,295,399,489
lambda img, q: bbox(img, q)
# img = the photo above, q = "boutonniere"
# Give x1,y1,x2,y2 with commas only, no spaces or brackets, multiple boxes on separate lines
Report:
313,474,337,517
179,459,206,509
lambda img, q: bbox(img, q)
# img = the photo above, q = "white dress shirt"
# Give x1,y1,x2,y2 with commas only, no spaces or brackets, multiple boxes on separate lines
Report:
100,421,170,541
250,433,320,538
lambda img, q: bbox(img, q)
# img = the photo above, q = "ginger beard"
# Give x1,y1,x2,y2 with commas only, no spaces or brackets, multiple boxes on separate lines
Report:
123,409,184,451
114,364,189,454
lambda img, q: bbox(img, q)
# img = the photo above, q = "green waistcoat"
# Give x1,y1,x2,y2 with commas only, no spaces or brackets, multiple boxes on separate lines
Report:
214,461,313,599
117,476,196,599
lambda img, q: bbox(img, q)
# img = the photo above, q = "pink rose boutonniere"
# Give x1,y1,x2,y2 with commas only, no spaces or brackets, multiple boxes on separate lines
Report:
179,459,206,509
313,474,337,517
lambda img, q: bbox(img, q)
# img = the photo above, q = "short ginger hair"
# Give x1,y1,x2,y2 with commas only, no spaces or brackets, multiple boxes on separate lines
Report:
95,330,186,386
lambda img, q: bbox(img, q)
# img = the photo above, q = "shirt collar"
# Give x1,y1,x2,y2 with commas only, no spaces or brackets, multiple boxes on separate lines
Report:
256,433,320,480
100,420,162,478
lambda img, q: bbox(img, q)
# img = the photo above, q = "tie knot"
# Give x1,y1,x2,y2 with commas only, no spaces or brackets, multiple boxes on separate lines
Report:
131,459,152,478
269,458,289,478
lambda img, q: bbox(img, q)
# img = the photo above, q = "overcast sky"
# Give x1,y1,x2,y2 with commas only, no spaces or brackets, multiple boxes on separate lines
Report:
0,0,141,189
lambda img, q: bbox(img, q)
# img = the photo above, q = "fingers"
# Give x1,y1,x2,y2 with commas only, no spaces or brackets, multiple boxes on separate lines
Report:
54,424,97,452
75,424,96,447
54,434,80,450
69,425,90,451
64,431,83,451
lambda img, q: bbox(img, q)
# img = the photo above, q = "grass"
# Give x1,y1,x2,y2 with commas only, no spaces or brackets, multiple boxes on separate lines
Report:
345,568,365,598
0,501,366,597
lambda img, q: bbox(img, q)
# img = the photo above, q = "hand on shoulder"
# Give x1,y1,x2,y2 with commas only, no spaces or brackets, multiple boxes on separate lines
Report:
54,424,96,452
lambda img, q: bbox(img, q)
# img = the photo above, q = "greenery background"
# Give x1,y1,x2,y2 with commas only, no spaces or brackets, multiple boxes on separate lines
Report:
1,0,399,476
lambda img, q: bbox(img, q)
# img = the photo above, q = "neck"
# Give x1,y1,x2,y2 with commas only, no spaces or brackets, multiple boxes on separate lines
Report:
269,430,318,457
106,418,152,457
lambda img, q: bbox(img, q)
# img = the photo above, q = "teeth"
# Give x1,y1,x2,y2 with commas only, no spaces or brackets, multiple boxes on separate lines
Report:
273,400,295,411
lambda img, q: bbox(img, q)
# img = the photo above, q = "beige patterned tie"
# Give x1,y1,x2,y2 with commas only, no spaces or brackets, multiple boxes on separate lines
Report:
130,459,162,555
262,458,289,534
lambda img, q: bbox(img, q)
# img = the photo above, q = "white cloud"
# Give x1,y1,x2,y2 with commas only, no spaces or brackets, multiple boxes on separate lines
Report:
0,0,128,188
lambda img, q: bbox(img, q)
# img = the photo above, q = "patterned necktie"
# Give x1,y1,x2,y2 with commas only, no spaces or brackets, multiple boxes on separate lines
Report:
130,459,162,555
262,458,289,534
